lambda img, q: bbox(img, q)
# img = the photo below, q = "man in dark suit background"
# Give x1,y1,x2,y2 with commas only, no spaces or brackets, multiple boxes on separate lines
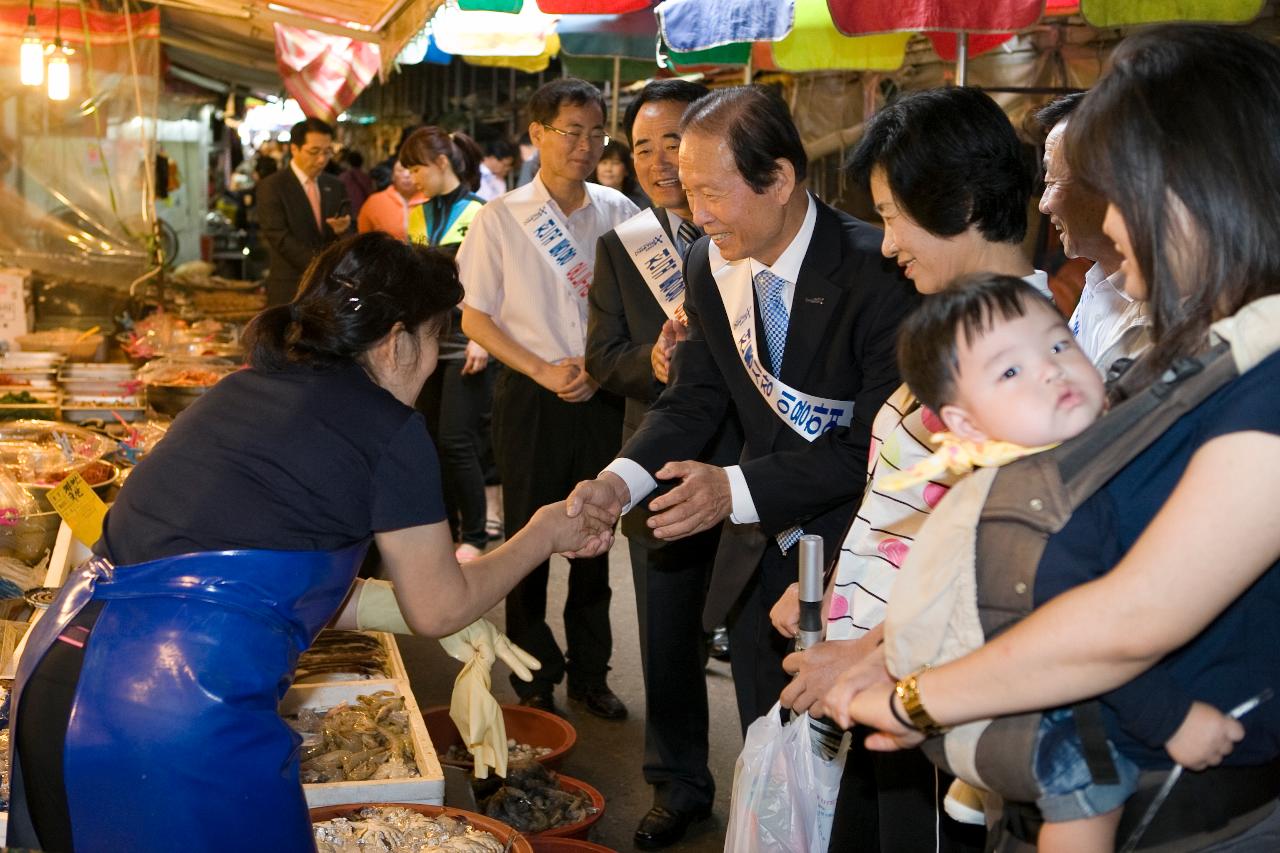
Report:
569,85,918,733
257,117,352,306
585,79,743,850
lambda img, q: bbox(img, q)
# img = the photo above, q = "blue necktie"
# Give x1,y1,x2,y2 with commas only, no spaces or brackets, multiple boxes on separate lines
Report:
676,219,701,260
753,268,790,375
751,268,803,555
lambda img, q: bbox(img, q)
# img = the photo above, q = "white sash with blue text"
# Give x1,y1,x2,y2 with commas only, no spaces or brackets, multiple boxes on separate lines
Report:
507,184,593,301
614,208,687,324
709,242,854,441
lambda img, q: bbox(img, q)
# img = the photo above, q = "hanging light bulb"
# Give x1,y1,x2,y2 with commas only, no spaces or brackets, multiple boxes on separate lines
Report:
19,1,43,86
45,0,74,102
47,46,70,101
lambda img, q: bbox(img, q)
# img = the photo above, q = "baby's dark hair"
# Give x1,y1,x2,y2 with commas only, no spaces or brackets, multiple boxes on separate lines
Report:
898,274,1054,413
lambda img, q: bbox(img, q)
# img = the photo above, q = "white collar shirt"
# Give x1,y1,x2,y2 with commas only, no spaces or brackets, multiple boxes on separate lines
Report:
1069,262,1150,370
456,173,638,361
747,192,818,314
477,163,507,202
290,159,315,191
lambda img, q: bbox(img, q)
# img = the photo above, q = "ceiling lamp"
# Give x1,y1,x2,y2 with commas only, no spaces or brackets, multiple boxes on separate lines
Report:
20,0,43,86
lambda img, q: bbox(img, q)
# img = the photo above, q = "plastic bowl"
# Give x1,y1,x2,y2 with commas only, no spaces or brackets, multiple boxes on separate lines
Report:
15,330,104,362
424,704,577,770
527,774,605,840
0,510,63,565
529,838,617,853
146,383,209,417
309,802,532,852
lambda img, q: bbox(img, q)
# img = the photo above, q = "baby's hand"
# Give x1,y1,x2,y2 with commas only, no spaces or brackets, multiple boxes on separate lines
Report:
1165,701,1245,770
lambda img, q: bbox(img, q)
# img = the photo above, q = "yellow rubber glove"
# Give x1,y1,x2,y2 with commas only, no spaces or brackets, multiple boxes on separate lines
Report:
438,618,541,682
439,619,542,779
354,578,412,634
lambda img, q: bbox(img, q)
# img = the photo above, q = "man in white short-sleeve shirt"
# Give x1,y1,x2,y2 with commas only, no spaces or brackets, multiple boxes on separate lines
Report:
458,78,638,720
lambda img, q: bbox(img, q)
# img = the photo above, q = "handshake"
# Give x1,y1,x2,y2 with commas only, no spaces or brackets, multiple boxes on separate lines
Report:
563,461,736,544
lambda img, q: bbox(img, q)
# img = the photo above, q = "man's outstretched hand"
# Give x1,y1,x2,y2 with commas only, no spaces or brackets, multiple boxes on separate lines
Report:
646,460,732,540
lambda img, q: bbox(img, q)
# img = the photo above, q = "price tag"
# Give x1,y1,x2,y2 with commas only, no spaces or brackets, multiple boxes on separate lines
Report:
46,472,108,547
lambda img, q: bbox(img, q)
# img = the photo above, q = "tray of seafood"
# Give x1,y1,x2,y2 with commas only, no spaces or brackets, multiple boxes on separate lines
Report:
280,680,444,808
294,630,409,684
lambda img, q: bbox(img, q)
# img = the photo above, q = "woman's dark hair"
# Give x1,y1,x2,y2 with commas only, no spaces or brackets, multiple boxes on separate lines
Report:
897,273,1049,414
1065,24,1280,390
527,78,607,127
245,232,463,372
398,126,484,192
622,78,710,144
681,85,807,193
849,87,1031,244
595,140,639,196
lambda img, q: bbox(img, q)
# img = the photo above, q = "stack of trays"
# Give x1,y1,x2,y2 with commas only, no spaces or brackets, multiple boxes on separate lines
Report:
58,364,145,423
0,353,63,420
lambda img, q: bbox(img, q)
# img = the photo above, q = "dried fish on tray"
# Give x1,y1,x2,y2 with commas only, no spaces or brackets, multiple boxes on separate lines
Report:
314,806,504,852
290,691,419,783
296,630,391,682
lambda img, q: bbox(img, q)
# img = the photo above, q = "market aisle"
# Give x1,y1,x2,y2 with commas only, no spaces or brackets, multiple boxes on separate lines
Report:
399,534,742,852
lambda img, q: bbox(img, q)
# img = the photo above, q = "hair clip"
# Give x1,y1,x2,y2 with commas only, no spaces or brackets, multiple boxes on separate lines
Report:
333,274,363,311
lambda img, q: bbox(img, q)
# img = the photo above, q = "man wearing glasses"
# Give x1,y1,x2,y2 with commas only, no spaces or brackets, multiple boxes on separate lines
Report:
257,117,352,306
459,79,638,719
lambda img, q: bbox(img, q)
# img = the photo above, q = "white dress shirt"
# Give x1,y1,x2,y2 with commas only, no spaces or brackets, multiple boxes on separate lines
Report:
477,163,507,202
604,194,819,520
457,174,638,362
1069,262,1151,372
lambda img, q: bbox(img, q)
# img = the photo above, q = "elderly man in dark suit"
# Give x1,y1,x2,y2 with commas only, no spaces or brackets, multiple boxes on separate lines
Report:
584,79,743,850
257,117,352,306
570,85,918,734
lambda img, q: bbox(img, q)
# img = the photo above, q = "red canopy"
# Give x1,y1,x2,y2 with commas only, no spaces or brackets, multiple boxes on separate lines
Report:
827,0,1044,36
535,0,652,12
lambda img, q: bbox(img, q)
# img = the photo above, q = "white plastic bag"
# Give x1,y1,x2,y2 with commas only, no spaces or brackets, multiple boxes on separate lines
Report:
724,702,847,853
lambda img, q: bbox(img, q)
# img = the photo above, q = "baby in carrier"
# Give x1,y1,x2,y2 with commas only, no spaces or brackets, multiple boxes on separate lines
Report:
883,273,1242,852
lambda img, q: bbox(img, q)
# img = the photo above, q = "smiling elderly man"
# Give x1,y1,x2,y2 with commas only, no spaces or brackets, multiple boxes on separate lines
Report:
1037,93,1151,371
569,85,917,735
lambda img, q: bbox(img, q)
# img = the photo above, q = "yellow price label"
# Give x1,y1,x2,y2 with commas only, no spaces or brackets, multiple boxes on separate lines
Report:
46,471,108,547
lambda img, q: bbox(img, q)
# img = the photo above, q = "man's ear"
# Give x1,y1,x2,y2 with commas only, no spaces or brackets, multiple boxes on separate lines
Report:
528,121,544,149
767,157,796,205
939,403,991,444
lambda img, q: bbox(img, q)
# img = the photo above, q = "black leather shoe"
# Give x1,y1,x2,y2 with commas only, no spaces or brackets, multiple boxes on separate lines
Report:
567,685,628,720
707,625,731,662
518,690,560,716
634,804,711,849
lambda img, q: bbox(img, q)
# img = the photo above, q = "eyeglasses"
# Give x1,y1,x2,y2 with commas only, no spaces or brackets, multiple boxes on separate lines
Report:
301,146,335,158
541,122,607,146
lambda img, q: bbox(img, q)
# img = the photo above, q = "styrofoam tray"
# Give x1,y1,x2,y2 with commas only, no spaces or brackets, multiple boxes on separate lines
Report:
294,630,409,684
280,678,444,807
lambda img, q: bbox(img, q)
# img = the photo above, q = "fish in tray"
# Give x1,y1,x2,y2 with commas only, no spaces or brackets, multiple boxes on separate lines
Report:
295,630,390,682
314,806,504,852
289,690,419,783
473,762,595,834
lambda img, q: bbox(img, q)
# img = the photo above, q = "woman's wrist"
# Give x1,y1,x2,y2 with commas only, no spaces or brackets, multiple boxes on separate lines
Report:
894,668,949,737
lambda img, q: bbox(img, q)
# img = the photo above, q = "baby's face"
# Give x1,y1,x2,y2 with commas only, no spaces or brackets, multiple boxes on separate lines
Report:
941,298,1105,447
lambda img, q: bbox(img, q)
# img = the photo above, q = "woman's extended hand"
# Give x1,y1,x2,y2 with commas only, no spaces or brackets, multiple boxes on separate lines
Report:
533,500,614,558
843,680,925,752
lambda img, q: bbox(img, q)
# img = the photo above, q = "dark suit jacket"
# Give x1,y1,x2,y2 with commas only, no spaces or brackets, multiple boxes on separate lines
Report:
257,168,350,306
587,206,743,546
620,198,919,626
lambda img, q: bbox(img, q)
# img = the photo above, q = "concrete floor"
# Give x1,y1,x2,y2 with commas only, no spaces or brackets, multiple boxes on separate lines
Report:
399,535,741,852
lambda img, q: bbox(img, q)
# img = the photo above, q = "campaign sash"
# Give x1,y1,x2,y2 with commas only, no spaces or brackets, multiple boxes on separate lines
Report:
614,208,687,324
507,183,593,301
709,241,853,441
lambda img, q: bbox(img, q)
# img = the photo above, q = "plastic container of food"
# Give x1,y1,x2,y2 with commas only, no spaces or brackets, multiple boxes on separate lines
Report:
310,803,533,853
423,704,577,770
15,330,105,362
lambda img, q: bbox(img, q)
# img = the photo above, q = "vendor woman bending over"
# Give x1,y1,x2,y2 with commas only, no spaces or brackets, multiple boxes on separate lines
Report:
7,232,613,853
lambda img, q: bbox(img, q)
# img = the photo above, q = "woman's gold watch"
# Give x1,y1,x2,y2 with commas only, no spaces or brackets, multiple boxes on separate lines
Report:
894,670,948,737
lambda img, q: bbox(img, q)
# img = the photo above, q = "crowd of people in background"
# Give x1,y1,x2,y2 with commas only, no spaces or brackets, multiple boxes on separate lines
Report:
227,23,1280,851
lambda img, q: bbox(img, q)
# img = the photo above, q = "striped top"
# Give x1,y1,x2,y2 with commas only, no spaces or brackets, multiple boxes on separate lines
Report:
826,383,961,640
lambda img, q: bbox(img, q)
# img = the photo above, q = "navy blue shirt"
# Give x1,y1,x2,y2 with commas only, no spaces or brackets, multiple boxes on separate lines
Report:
102,362,446,564
1035,350,1280,769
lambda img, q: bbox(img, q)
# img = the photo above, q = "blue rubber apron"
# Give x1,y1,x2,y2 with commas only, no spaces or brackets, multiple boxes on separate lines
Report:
7,542,369,853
